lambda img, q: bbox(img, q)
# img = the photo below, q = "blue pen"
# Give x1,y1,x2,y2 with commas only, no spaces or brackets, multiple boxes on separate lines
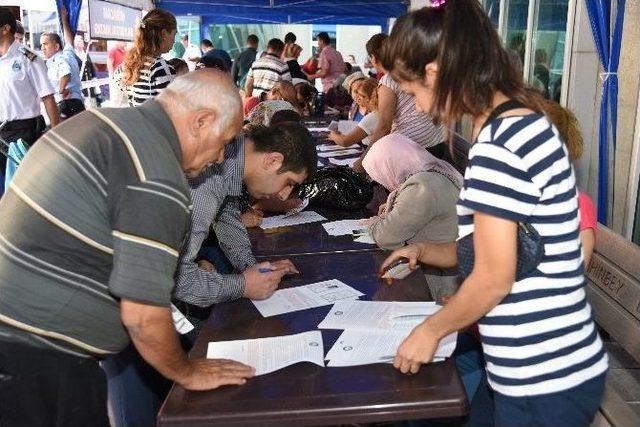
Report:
259,267,276,273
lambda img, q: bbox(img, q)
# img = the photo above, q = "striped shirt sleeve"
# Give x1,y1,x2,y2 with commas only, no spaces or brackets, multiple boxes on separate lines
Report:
109,180,191,306
459,142,541,223
173,184,248,308
215,198,256,270
149,59,175,93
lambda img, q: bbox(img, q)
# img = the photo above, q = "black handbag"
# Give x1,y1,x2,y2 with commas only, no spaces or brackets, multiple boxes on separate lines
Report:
457,100,544,281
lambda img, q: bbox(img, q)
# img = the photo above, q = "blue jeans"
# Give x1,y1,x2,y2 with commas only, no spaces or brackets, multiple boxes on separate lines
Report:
466,373,606,427
395,332,486,427
102,241,229,427
101,344,172,427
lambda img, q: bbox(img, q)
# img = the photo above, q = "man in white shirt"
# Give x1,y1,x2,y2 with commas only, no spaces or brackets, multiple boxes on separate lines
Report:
39,7,84,119
0,7,59,173
181,34,202,71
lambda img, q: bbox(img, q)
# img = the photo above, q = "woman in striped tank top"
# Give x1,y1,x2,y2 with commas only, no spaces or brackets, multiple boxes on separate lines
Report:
115,9,177,107
379,1,607,425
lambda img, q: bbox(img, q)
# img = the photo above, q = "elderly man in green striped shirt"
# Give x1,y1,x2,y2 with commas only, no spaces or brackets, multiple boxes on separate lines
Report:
0,70,254,426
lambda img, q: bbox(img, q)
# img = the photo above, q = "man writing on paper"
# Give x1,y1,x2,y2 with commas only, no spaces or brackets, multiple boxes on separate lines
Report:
174,121,318,320
0,69,254,427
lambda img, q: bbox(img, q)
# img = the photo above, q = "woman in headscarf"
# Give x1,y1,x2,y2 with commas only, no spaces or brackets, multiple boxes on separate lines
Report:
362,133,462,251
246,99,297,126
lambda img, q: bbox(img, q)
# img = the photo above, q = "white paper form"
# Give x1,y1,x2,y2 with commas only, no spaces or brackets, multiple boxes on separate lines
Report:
322,219,367,236
324,329,457,367
317,148,361,158
329,157,358,167
252,279,364,317
206,331,325,375
318,300,441,331
260,211,327,229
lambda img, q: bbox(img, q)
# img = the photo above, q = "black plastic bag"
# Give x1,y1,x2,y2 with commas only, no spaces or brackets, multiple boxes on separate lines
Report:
297,166,373,211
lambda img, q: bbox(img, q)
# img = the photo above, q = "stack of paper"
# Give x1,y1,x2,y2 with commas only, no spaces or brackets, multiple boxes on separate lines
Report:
252,279,364,317
260,211,327,229
319,300,457,367
207,331,324,375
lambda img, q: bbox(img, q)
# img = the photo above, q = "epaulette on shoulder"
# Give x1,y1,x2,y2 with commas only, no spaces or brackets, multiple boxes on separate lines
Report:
19,46,38,61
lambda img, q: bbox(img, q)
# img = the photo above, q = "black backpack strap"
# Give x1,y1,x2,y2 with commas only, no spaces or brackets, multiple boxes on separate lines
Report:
481,99,527,131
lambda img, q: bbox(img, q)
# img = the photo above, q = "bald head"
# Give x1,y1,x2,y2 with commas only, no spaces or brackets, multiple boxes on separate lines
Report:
158,69,244,177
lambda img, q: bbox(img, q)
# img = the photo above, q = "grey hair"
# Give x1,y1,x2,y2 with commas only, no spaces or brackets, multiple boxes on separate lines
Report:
158,70,241,132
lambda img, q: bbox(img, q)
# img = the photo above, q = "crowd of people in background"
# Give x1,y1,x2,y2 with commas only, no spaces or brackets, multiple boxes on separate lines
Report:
0,1,607,427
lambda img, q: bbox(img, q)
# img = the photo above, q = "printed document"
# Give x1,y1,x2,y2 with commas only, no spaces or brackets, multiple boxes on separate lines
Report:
318,300,441,331
207,331,324,375
252,279,364,317
260,211,327,229
325,329,456,367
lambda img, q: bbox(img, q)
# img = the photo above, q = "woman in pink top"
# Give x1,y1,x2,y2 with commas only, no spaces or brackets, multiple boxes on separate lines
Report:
542,98,597,267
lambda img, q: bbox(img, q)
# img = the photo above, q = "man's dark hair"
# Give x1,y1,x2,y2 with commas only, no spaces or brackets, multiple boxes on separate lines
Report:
167,57,188,72
247,122,317,175
247,34,259,45
366,33,388,59
267,38,285,53
201,39,214,48
316,32,330,45
0,7,17,34
43,32,63,50
180,34,188,41
15,20,24,35
199,55,229,72
270,110,302,126
284,32,296,44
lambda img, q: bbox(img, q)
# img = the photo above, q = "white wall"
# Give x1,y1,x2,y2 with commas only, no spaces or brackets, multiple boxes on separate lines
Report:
336,25,382,65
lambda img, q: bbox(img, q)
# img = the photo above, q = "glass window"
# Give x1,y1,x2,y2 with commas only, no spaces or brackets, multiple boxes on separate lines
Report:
482,0,501,28
206,24,283,58
503,0,529,76
528,0,569,101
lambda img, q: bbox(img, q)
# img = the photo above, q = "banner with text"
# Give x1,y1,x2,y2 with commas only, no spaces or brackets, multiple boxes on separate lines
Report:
88,0,142,41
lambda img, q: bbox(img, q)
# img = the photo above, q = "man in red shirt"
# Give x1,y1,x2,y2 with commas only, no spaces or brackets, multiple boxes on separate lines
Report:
107,41,126,75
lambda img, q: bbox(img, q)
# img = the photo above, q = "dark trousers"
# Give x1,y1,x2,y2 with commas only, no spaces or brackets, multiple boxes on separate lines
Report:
0,116,46,195
466,373,606,427
0,337,109,427
58,98,85,120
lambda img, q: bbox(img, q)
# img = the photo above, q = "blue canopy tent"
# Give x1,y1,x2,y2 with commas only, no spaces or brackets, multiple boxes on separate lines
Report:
157,0,408,33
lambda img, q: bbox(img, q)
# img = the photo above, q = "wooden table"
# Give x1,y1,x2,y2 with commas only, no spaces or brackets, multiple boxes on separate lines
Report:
158,251,469,426
248,208,380,258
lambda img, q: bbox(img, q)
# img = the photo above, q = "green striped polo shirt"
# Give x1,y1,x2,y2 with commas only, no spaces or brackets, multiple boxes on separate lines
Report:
0,100,191,358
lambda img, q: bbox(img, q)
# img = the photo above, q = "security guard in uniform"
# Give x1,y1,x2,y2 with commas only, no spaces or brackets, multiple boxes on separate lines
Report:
0,7,60,172
40,6,85,120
